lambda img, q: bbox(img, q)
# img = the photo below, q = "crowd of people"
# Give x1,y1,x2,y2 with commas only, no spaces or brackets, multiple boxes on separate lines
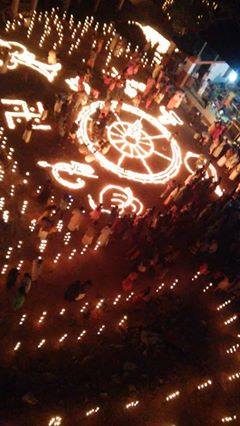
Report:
1,20,239,310
1,12,240,425
6,156,240,309
195,120,240,181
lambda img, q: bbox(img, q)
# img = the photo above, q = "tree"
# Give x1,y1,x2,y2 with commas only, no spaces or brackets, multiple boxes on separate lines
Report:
154,0,240,35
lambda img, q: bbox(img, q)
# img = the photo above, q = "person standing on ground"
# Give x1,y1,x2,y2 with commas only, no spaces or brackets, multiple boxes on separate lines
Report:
12,286,26,310
90,204,102,221
0,50,11,74
82,222,98,247
48,48,57,64
38,179,53,205
96,224,113,248
31,257,43,282
41,102,49,121
20,272,32,295
64,279,92,301
167,90,185,110
87,48,98,70
67,207,85,232
6,268,19,290
22,119,33,144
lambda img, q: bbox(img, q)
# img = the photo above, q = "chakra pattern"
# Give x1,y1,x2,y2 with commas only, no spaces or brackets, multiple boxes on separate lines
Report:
77,101,182,185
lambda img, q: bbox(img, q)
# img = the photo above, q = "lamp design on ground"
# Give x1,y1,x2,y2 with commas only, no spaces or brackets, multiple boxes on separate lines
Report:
88,184,144,216
124,79,146,98
1,99,51,130
77,101,182,185
65,76,91,95
158,105,183,126
0,38,61,82
37,160,98,190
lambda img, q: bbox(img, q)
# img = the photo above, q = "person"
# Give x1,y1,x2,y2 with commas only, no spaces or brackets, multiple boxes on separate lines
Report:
31,257,43,282
163,183,180,206
41,102,49,121
132,93,142,107
197,71,210,97
153,87,165,105
223,90,236,108
212,139,227,158
209,137,220,155
145,92,155,110
208,121,226,141
109,206,119,224
196,154,207,170
152,63,163,80
121,272,138,292
12,286,26,310
90,204,102,221
58,117,67,137
77,72,85,91
6,267,19,290
87,48,98,69
82,222,97,246
54,94,63,115
218,148,233,168
64,279,92,301
59,193,70,214
96,36,104,54
74,90,88,110
38,216,55,240
143,76,155,98
167,90,185,110
68,122,78,143
22,119,33,143
20,272,32,295
0,50,11,74
229,163,240,180
109,32,120,54
115,99,123,114
140,286,152,302
38,179,52,205
48,49,57,64
225,151,239,171
67,207,84,232
160,179,178,200
96,224,112,248
143,41,151,53
99,100,111,118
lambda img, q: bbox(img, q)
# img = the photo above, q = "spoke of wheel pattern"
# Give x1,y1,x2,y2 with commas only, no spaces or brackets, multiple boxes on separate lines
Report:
118,154,126,166
114,114,127,132
137,145,148,156
127,144,134,157
112,139,127,145
135,147,153,174
119,142,132,155
153,149,172,161
111,126,125,137
141,135,166,141
139,141,152,147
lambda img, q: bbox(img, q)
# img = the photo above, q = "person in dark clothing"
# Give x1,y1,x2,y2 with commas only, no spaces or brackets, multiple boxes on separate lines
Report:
64,280,92,301
37,179,53,205
6,268,19,290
